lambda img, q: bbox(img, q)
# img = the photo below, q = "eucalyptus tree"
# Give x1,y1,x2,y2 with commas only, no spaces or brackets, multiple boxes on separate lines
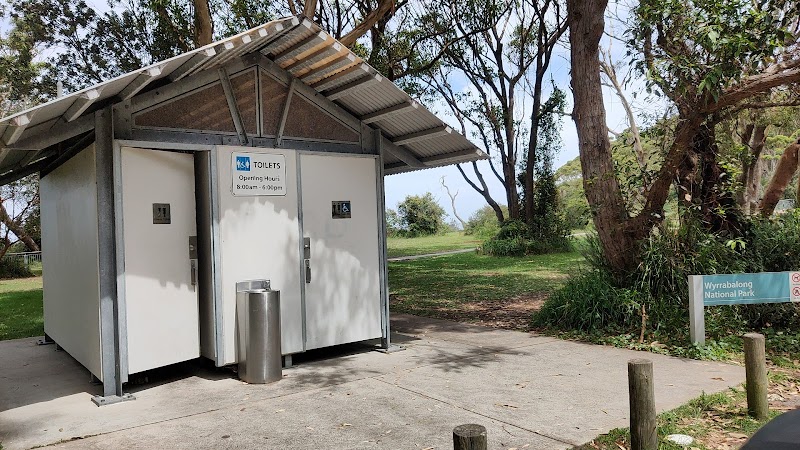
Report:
420,0,568,225
568,0,800,275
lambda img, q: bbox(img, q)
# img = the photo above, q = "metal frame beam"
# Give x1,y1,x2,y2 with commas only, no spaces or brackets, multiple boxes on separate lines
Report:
418,148,485,166
311,63,367,91
64,89,103,122
119,66,164,101
3,114,33,146
10,114,95,152
375,129,391,350
382,137,425,168
361,101,418,124
391,125,451,146
256,55,363,132
275,78,297,147
218,67,248,145
92,106,134,406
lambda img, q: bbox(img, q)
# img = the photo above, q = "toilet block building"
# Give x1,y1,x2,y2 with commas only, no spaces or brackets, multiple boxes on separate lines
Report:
0,16,486,404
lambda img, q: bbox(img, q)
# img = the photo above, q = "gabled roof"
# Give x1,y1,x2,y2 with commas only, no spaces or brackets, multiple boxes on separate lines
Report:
0,16,485,179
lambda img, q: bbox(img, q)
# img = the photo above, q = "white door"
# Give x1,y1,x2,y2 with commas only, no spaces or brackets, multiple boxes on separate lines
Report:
300,154,382,350
121,147,200,374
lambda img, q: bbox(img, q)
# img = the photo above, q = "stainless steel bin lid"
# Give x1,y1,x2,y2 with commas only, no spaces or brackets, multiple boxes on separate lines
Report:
235,279,271,292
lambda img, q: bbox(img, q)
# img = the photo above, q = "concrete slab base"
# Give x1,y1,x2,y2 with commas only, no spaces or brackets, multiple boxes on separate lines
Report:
0,314,745,450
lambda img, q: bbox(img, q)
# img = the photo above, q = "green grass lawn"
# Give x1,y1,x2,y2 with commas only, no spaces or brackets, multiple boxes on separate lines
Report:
0,276,43,341
389,250,584,320
386,231,482,258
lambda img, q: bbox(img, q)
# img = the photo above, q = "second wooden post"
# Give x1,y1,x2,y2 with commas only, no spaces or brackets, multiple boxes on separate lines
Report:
628,359,657,450
743,332,769,420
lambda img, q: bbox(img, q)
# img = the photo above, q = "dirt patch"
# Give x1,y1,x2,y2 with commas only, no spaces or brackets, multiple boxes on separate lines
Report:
394,293,548,332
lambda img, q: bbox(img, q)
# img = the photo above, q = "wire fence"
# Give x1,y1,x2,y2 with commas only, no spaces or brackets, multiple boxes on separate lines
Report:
2,251,42,267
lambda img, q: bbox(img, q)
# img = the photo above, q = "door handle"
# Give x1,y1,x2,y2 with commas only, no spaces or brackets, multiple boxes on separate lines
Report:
189,236,198,291
305,259,311,283
190,259,197,290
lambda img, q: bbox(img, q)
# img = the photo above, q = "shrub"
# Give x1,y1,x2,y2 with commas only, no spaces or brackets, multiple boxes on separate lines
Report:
481,219,573,257
0,257,33,279
464,205,506,238
395,193,447,237
747,209,800,272
533,269,645,332
536,213,800,343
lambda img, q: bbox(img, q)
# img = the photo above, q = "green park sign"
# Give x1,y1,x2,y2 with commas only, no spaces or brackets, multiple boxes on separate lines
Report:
689,271,800,344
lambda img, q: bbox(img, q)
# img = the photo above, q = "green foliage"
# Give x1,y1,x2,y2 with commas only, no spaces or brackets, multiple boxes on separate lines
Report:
385,209,402,237
464,205,506,239
629,0,800,102
522,87,571,247
395,193,447,237
555,158,591,230
482,219,572,257
0,258,33,280
747,210,800,272
532,270,644,332
534,211,800,350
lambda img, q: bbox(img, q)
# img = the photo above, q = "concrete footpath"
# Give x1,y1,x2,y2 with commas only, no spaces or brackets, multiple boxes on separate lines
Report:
1,314,744,449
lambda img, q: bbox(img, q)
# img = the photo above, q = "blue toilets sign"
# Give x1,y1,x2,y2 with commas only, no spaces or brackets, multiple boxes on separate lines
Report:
689,271,800,344
231,152,286,196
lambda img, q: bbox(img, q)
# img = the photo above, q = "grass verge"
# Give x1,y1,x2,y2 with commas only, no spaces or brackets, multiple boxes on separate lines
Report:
389,250,583,328
0,276,44,341
387,231,481,258
579,368,799,449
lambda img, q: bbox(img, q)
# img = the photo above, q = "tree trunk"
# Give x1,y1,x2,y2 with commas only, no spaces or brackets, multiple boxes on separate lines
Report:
759,139,800,216
737,124,767,214
0,202,39,252
302,0,318,19
676,121,742,233
457,162,505,223
568,0,636,274
193,0,213,46
441,177,467,229
524,64,545,226
339,0,394,47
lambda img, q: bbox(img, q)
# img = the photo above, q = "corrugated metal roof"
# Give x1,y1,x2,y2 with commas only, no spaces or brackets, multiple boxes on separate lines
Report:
0,15,485,178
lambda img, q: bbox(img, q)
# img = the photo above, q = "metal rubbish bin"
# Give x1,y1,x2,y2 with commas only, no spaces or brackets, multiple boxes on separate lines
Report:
236,279,282,384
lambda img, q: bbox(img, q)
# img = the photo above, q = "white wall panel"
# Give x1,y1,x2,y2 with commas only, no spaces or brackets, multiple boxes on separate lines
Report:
216,145,304,364
41,144,103,379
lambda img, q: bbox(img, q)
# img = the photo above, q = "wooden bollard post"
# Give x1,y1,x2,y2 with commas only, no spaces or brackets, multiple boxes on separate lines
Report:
628,359,657,450
453,424,487,450
743,333,769,420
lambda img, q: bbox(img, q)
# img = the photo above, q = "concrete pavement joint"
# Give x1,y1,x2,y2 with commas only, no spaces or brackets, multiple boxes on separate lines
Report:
373,376,579,447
